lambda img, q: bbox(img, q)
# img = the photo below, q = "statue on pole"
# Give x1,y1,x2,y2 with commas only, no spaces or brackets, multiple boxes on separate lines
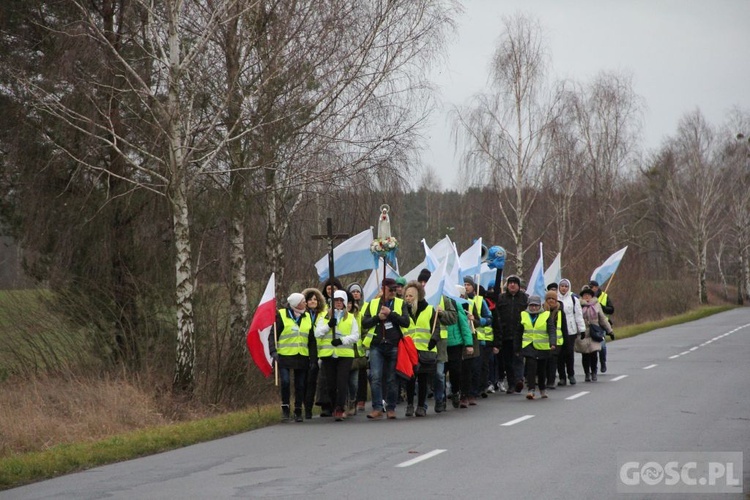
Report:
370,204,398,288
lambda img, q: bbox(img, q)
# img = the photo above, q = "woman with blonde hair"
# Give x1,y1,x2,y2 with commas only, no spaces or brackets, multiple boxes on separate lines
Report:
403,281,440,417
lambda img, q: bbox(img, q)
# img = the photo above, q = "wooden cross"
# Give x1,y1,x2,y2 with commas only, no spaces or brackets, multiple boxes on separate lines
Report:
311,217,348,284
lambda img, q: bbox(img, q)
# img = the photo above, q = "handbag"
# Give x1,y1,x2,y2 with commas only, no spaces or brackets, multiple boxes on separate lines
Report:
589,323,605,342
417,350,437,366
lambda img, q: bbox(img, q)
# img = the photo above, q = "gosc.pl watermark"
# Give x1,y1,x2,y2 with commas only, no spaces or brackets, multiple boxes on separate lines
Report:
617,452,743,494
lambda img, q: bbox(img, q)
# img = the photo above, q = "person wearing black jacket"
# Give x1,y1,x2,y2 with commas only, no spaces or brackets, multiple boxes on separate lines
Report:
361,278,410,419
589,280,615,373
492,275,528,394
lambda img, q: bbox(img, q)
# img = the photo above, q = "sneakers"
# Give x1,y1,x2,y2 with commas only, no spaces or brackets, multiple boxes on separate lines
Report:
405,404,414,417
468,397,477,406
584,374,591,382
547,381,557,390
601,361,607,373
540,390,548,399
333,409,345,421
294,408,303,422
435,401,446,413
386,410,397,419
558,378,567,386
514,380,524,393
281,405,291,422
480,391,488,399
304,408,313,420
367,410,384,420
346,403,357,417
451,394,460,408
591,373,598,382
415,407,426,417
497,380,507,392
459,398,469,408
569,375,577,385
486,384,496,394
356,401,366,413
526,390,535,400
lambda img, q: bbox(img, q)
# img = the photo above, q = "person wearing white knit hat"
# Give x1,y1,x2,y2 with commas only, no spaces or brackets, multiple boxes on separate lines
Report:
269,292,312,422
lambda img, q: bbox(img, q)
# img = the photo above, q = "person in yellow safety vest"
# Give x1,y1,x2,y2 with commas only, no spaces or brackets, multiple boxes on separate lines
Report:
361,277,410,420
301,287,327,420
417,268,457,414
269,292,312,422
402,281,441,417
543,287,568,390
588,280,615,373
345,290,365,416
464,276,492,403
518,295,557,400
314,290,360,421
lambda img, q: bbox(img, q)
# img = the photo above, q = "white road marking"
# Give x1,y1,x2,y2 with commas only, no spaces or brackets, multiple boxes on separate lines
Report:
395,449,447,468
611,375,628,381
643,364,658,370
501,415,535,426
565,391,589,400
680,351,690,355
689,346,699,351
669,355,680,359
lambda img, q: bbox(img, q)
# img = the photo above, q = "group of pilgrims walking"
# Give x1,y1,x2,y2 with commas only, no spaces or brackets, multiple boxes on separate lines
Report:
268,270,615,422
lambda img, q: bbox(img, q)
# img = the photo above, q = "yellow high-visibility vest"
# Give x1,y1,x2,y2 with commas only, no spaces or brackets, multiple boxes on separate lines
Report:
520,310,551,351
277,309,311,356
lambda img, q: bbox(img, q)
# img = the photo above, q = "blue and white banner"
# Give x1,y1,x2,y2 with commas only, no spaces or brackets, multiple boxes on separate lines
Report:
362,261,400,302
424,257,448,308
527,243,546,300
315,227,375,282
544,253,561,288
590,246,628,286
459,238,483,277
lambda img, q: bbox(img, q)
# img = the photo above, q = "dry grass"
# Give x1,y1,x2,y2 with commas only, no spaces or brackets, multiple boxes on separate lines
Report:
0,374,181,457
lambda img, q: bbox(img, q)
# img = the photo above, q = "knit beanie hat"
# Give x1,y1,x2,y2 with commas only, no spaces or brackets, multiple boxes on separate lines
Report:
528,295,542,306
287,293,306,313
347,282,362,295
545,291,558,303
463,275,476,287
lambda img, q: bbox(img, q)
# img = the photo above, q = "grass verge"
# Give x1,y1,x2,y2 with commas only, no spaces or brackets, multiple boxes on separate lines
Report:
0,405,279,490
0,304,739,491
612,305,736,341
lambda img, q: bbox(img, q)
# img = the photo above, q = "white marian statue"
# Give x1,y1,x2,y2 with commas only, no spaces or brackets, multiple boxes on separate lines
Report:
377,204,391,239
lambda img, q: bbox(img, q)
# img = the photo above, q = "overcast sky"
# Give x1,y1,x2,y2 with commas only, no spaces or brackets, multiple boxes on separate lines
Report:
422,0,750,190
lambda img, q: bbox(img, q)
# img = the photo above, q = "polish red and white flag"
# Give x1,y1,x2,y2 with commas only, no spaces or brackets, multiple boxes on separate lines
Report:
246,273,276,377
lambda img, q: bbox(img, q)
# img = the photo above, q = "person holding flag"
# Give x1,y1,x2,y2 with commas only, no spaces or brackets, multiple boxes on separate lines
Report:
589,246,626,373
314,290,360,421
268,292,312,422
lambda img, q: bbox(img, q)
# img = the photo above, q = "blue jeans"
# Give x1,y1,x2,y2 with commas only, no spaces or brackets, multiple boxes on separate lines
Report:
433,361,446,406
369,342,398,411
279,366,307,409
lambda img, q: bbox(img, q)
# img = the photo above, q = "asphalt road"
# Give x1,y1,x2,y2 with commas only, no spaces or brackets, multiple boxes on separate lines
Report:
4,308,749,499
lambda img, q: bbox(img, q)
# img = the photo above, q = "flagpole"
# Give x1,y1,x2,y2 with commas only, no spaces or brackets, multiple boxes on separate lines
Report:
273,321,279,387
603,272,616,295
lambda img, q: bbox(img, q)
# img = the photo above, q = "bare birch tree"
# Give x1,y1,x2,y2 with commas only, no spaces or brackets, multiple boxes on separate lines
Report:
452,13,560,275
568,71,643,253
661,110,726,303
19,0,247,392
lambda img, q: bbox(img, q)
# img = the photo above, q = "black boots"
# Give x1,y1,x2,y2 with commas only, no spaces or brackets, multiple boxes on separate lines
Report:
294,408,303,423
281,404,291,422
